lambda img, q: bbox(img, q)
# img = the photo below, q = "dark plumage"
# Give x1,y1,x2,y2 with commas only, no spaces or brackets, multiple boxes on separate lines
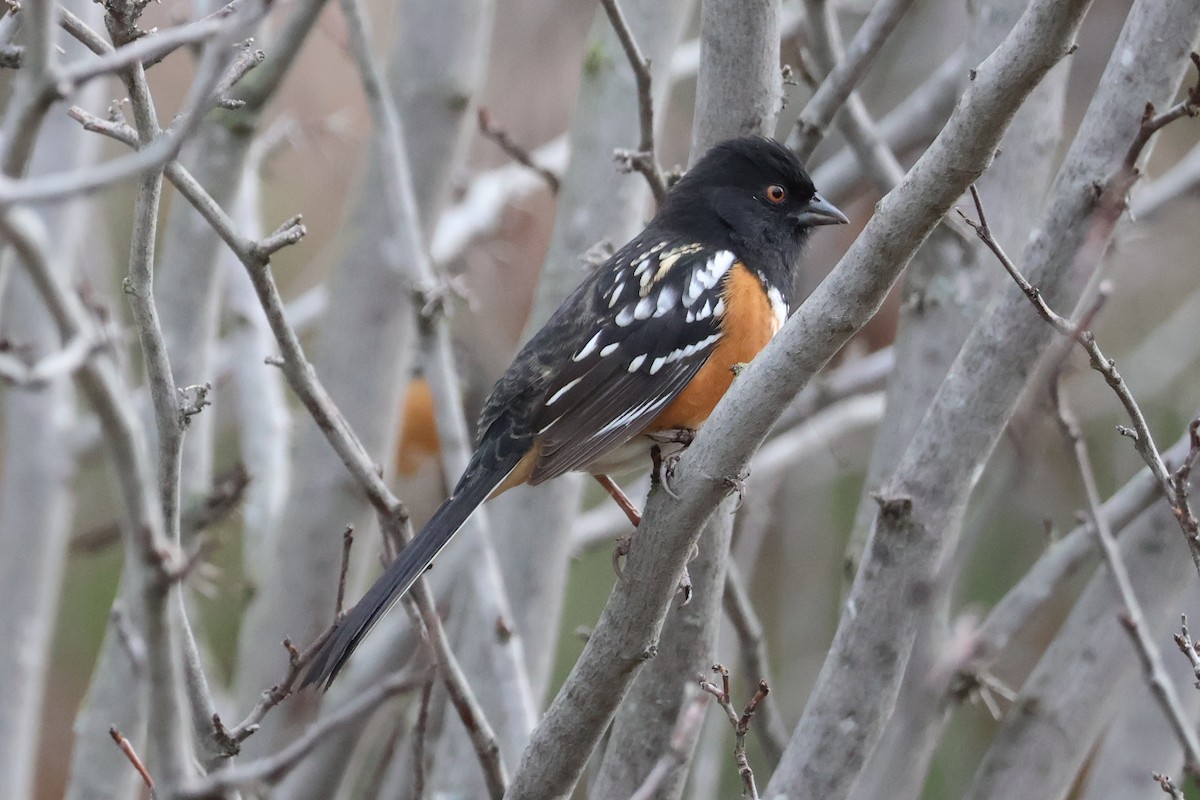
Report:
302,136,846,690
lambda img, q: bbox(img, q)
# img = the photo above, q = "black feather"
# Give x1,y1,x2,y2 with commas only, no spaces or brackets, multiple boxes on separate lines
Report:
304,137,840,689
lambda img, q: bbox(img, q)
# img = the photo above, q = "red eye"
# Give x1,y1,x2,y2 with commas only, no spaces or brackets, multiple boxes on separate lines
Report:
765,184,787,204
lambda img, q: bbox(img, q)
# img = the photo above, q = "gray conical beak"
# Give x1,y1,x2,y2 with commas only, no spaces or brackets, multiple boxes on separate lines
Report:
792,193,849,226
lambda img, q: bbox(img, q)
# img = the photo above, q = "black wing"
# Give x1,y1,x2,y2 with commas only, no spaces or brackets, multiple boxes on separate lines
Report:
520,236,735,482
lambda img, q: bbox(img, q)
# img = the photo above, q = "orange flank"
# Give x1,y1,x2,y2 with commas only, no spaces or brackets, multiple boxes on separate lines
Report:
650,262,779,432
394,378,441,477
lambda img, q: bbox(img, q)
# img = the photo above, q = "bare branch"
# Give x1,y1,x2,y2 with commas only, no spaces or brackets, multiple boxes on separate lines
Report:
71,108,413,532
58,13,228,86
108,727,154,792
960,182,1200,570
0,0,270,205
1157,772,1188,799
723,563,789,766
598,0,667,200
792,0,919,161
0,332,101,386
1053,379,1200,769
698,666,768,799
211,39,265,109
178,666,431,798
628,687,710,800
335,0,525,792
476,107,559,193
1174,615,1200,690
799,0,905,191
215,629,341,753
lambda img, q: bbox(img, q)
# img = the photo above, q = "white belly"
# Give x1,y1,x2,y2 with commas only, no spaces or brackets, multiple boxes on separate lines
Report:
583,430,693,477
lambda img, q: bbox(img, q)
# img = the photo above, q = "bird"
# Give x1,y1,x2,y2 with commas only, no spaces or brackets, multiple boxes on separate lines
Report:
302,136,847,690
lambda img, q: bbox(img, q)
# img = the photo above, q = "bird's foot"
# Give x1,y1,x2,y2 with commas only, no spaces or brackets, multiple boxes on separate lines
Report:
612,533,633,583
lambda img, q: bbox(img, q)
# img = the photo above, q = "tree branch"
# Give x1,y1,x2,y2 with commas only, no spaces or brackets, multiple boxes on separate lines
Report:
1053,379,1200,769
791,0,918,161
599,0,667,200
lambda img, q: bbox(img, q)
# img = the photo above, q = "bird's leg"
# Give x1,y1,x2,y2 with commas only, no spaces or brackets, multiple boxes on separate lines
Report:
595,473,641,583
595,473,642,527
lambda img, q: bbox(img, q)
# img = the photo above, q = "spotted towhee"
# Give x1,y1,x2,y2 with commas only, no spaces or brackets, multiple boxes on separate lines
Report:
303,136,847,689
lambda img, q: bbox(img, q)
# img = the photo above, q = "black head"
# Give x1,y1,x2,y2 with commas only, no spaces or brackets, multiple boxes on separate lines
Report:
654,137,847,280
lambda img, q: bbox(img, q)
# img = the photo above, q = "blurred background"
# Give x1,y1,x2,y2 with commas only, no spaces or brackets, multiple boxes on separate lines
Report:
5,0,1200,797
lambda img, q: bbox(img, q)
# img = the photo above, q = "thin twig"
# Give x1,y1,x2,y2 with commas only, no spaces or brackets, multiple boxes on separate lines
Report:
335,1,524,794
0,332,101,387
0,0,267,206
1173,614,1200,689
598,0,667,202
959,182,1200,572
477,108,559,193
336,525,354,617
792,0,918,161
798,0,906,191
179,666,431,797
109,726,154,792
212,39,265,109
403,580,508,798
698,665,767,799
213,627,340,754
413,673,435,800
723,562,789,766
628,686,710,800
67,107,411,534
1170,419,1200,548
59,14,227,86
957,423,1200,696
1053,379,1200,770
1156,772,1188,799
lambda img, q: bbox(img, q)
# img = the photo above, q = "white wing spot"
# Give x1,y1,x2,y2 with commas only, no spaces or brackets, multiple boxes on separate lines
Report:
545,376,583,406
615,305,635,327
649,356,668,374
628,353,647,372
654,284,680,317
573,330,604,362
634,296,655,320
608,281,626,308
600,342,620,357
659,332,723,368
685,250,735,304
593,396,669,437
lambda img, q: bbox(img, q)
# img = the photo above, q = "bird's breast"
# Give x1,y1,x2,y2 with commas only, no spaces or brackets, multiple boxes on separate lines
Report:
650,262,785,432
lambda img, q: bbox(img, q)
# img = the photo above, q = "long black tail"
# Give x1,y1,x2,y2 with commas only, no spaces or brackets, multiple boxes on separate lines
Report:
301,451,520,690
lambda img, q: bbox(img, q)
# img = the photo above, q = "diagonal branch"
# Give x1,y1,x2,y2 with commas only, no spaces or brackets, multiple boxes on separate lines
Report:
960,174,1200,571
792,0,919,161
1053,379,1200,770
599,0,668,201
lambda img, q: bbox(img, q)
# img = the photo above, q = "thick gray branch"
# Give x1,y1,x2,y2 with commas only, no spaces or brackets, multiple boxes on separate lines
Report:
508,2,1093,798
769,1,1200,796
